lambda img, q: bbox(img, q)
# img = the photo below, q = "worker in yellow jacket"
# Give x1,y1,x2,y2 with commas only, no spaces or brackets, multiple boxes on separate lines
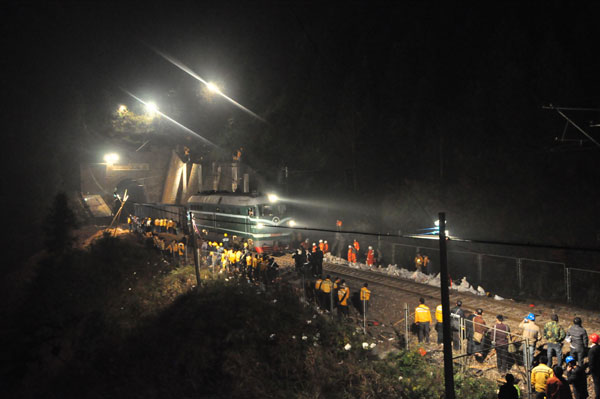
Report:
415,297,432,343
337,281,350,319
360,283,371,315
320,275,333,312
435,304,444,344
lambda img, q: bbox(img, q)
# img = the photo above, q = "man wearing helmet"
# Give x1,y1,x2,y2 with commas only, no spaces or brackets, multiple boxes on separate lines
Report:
520,313,540,368
566,355,587,399
588,333,600,399
566,317,588,366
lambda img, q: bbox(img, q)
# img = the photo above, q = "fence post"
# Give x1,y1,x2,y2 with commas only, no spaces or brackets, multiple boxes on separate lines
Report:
565,267,571,304
363,298,367,334
404,303,409,350
525,338,532,398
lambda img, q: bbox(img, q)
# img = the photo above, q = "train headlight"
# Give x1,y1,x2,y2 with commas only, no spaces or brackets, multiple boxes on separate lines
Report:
288,220,296,227
267,193,279,203
256,223,264,230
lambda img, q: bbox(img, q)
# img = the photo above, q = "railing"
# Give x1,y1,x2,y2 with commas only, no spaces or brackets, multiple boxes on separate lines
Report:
390,243,600,308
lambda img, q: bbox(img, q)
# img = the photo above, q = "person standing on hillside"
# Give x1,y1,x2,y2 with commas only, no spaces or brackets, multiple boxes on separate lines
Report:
588,333,600,399
435,304,444,345
566,317,588,366
493,315,511,373
414,298,432,344
498,373,519,399
566,355,588,399
543,314,566,367
520,313,540,368
472,308,487,358
450,300,466,350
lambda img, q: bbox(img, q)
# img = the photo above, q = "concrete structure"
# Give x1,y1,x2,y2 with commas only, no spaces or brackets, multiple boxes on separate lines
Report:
80,146,256,218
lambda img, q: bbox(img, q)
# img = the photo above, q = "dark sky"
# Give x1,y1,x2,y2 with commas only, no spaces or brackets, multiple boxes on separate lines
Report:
2,2,600,259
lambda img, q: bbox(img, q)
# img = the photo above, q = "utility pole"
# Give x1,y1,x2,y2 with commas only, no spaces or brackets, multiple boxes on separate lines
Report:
438,212,455,399
188,211,201,290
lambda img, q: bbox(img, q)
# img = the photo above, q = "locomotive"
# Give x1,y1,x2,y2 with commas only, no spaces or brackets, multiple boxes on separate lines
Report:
187,191,295,252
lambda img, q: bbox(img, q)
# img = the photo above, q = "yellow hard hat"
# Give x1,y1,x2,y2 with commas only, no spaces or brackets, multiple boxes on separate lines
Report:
219,242,223,246
224,233,228,237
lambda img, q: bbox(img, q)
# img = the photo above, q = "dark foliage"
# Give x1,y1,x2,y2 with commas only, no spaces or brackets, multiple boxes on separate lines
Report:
43,192,78,255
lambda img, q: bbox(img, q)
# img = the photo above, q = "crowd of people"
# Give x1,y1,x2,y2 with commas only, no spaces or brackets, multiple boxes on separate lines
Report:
202,238,280,285
410,297,600,399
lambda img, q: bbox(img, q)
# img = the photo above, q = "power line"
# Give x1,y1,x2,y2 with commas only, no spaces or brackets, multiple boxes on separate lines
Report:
133,205,600,254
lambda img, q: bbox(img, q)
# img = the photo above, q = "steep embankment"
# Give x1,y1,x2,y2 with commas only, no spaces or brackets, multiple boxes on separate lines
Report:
3,231,496,399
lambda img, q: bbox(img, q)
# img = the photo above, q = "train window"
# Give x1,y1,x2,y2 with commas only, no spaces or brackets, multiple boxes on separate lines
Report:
247,208,255,217
259,204,286,217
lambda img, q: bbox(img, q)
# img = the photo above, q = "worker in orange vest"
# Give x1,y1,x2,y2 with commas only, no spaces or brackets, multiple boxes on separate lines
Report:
323,240,329,253
353,239,360,252
318,239,324,252
423,255,430,275
347,245,356,263
312,242,317,253
366,246,375,267
414,252,424,272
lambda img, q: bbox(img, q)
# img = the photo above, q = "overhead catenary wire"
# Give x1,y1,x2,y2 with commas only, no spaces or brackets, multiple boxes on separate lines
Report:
145,208,600,254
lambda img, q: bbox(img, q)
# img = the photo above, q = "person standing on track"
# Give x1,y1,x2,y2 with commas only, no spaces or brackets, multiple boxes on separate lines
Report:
415,297,432,344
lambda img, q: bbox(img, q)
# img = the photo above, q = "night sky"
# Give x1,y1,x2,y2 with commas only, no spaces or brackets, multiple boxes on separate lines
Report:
3,2,600,272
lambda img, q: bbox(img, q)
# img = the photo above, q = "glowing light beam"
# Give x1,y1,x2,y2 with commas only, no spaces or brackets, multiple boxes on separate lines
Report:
121,88,218,148
148,45,268,123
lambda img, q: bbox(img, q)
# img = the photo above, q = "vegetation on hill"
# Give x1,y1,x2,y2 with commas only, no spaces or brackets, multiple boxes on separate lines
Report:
3,232,496,398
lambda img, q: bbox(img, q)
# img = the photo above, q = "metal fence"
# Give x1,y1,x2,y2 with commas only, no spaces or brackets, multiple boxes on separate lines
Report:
390,242,600,308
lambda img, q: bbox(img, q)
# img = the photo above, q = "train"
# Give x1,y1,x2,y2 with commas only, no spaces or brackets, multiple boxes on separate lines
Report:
188,191,295,252
134,191,296,253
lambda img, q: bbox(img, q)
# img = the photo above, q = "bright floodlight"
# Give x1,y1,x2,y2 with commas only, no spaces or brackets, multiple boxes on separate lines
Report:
104,153,119,164
288,220,296,227
267,193,279,203
118,105,127,113
145,101,158,113
434,220,440,227
206,82,221,93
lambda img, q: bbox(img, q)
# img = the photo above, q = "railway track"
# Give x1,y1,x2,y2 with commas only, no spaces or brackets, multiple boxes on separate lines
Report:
276,254,600,335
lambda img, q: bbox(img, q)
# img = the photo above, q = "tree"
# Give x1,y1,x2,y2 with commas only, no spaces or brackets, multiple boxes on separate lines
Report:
44,192,78,255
